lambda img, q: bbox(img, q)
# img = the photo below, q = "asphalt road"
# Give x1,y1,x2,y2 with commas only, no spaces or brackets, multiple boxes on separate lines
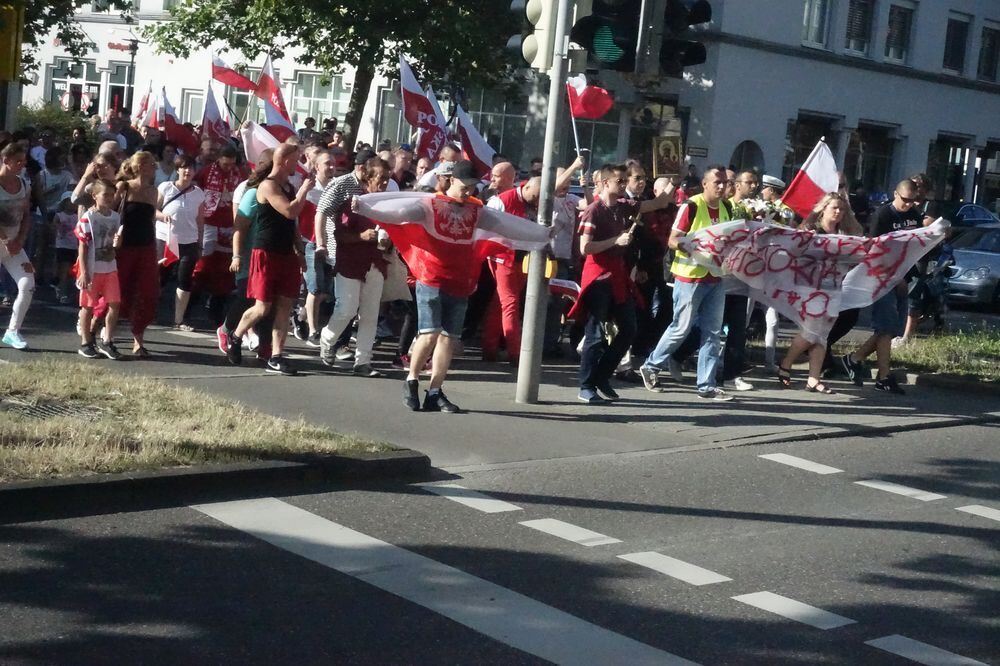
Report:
1,424,997,665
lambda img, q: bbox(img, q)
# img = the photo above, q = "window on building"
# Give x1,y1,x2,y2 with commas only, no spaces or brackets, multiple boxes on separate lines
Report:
226,68,262,124
461,87,530,168
844,0,874,54
181,89,205,124
843,125,896,194
107,62,134,114
290,72,351,127
943,13,971,73
47,59,101,115
927,137,971,201
783,114,838,183
802,0,830,47
978,25,1000,81
884,2,915,63
729,140,765,174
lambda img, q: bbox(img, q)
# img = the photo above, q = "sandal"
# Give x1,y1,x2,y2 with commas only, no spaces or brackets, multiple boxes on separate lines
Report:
132,345,151,358
805,380,835,394
173,323,195,332
776,366,792,388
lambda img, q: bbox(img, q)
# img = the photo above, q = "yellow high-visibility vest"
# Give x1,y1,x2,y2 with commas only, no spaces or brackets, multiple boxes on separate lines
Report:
670,194,731,280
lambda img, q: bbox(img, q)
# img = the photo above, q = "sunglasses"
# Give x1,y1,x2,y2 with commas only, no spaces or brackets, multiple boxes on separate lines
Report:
896,193,917,204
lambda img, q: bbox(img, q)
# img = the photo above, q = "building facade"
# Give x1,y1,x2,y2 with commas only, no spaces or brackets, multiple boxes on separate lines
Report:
14,0,1000,207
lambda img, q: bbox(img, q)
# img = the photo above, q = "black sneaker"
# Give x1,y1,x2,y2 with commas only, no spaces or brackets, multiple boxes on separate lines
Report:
596,382,620,401
353,364,385,378
291,313,308,340
423,390,460,413
874,375,906,395
266,355,297,376
404,379,421,411
78,342,99,359
698,387,734,402
95,339,122,361
226,332,242,366
306,332,321,348
838,353,864,386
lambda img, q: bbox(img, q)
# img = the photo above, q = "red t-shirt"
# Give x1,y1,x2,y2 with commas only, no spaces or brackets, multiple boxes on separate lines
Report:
335,202,387,281
673,201,720,284
489,186,534,265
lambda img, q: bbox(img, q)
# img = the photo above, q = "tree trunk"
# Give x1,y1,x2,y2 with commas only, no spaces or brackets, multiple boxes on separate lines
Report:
343,56,377,152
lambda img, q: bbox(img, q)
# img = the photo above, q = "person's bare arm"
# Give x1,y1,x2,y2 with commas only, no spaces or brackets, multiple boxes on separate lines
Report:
580,229,630,256
259,178,312,218
638,186,675,214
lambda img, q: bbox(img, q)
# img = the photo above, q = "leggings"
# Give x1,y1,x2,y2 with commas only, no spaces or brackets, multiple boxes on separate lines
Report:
0,245,35,332
823,308,860,370
157,240,200,292
116,245,160,339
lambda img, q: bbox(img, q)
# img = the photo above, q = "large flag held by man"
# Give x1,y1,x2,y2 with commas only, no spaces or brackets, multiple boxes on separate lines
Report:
254,55,296,141
781,140,841,218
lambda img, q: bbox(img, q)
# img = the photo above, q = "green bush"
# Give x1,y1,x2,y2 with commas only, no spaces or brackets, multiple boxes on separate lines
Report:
13,102,97,146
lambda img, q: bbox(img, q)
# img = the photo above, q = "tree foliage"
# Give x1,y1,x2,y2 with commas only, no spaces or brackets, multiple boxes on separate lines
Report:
18,0,135,81
143,0,520,145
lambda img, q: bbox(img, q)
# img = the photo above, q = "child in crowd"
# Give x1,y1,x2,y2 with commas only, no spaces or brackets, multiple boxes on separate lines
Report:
53,192,79,304
76,179,123,360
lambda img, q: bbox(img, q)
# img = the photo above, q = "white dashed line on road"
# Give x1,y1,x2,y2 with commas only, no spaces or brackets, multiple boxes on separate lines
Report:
731,592,856,630
865,634,988,665
417,483,523,513
854,480,946,502
955,505,1000,523
193,498,698,666
519,518,622,547
758,453,843,474
618,552,732,586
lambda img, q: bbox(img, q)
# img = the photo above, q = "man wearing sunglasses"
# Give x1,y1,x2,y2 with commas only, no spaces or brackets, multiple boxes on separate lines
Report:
839,179,922,395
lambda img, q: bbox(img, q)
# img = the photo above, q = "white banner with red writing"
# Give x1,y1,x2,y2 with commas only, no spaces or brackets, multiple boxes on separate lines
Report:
678,219,948,344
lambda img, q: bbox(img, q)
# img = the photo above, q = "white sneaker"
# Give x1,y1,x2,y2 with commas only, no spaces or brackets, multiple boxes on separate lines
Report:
667,357,684,382
733,377,755,391
891,336,909,349
2,329,28,350
576,337,585,355
698,387,734,402
336,346,355,361
243,330,260,351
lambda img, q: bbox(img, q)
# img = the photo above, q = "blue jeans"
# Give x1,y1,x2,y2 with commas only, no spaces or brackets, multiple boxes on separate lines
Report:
643,279,726,392
579,280,636,390
303,241,333,297
415,281,468,338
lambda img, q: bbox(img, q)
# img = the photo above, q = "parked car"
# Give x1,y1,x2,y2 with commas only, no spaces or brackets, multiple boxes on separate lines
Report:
937,202,1000,228
945,222,1000,308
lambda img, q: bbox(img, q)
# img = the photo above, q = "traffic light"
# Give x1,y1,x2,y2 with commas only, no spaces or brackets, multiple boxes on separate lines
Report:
507,0,557,72
570,0,643,72
661,0,712,77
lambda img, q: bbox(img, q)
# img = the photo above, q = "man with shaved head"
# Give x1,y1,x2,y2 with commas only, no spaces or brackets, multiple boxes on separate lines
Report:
485,161,516,200
483,175,541,363
839,178,922,395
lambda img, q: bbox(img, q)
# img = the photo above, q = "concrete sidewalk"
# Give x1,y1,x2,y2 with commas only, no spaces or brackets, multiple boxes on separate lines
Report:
4,299,998,471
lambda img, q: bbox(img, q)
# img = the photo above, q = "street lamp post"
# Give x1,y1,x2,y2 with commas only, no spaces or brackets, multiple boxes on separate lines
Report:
125,38,138,112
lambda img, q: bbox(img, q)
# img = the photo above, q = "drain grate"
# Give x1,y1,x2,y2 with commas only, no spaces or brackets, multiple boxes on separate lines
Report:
1,400,104,421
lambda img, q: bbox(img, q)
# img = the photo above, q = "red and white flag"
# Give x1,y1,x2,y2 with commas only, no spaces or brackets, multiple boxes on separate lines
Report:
239,120,280,166
140,88,200,155
415,85,448,161
212,54,257,92
455,104,495,178
566,74,614,120
200,81,231,144
132,81,152,126
549,278,581,301
399,56,448,160
160,223,180,267
254,55,296,142
781,140,841,218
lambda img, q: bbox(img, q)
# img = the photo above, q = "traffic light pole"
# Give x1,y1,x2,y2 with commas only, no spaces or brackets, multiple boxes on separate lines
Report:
515,0,572,404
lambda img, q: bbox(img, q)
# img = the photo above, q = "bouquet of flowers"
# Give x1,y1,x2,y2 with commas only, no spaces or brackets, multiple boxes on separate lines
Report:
734,198,795,224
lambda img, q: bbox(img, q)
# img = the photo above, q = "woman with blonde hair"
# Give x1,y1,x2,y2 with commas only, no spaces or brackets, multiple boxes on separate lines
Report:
115,150,160,356
775,192,858,394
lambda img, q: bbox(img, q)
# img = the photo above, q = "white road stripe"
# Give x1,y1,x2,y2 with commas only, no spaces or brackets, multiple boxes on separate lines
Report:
519,519,622,547
416,483,523,513
163,329,211,339
618,552,731,586
955,505,1000,523
865,635,988,665
854,480,946,502
194,498,696,665
731,592,856,630
758,453,843,475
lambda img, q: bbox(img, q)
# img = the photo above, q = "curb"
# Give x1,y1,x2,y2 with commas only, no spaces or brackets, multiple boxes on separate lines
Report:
0,448,431,525
910,372,1000,396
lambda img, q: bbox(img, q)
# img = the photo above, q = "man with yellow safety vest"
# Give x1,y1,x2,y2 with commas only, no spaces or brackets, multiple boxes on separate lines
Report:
639,165,735,401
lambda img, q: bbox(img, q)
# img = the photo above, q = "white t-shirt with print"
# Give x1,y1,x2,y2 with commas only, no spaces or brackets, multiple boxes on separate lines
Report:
77,208,121,275
157,181,206,245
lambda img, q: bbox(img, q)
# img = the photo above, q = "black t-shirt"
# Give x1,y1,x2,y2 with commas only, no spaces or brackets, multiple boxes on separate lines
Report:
868,201,921,237
253,180,297,254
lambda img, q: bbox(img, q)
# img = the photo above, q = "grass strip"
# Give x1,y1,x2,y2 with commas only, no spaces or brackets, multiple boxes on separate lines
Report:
887,329,1000,382
0,359,394,482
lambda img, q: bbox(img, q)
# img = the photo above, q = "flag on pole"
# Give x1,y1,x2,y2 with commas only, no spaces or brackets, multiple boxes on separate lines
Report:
200,81,231,143
254,55,296,142
160,88,201,156
566,74,614,120
239,120,280,165
415,85,448,161
212,54,257,91
132,81,152,126
398,56,448,160
455,104,495,178
781,140,841,218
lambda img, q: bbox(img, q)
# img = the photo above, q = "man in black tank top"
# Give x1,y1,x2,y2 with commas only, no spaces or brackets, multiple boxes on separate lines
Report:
226,143,313,375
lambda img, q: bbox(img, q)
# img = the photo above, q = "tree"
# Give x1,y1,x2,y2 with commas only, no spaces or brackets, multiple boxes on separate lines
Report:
143,0,519,148
17,0,135,81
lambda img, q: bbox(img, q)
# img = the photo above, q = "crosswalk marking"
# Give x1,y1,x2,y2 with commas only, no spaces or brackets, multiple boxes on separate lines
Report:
854,480,946,502
758,453,843,475
193,498,697,665
865,635,988,665
519,518,623,547
732,592,856,630
618,552,731,586
955,505,1000,523
417,483,523,513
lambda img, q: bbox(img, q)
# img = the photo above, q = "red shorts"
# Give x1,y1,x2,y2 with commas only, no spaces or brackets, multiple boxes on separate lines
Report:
247,248,301,302
80,271,121,308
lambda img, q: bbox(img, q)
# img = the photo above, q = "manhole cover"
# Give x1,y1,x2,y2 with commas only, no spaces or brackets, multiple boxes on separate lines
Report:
0,400,104,421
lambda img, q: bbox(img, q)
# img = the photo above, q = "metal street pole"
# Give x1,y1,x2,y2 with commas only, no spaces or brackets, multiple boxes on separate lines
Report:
126,38,138,112
515,0,571,404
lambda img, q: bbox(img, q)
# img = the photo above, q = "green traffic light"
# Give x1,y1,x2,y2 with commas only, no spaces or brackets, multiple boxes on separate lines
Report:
592,25,625,64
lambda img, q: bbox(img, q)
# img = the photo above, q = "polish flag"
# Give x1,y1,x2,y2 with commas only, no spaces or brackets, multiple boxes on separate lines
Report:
781,140,841,218
254,55,296,142
132,81,152,126
415,85,448,161
200,81,231,144
239,120,309,176
566,74,614,120
355,191,551,297
212,54,257,92
160,223,180,267
455,104,495,178
399,56,448,160
160,88,201,156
